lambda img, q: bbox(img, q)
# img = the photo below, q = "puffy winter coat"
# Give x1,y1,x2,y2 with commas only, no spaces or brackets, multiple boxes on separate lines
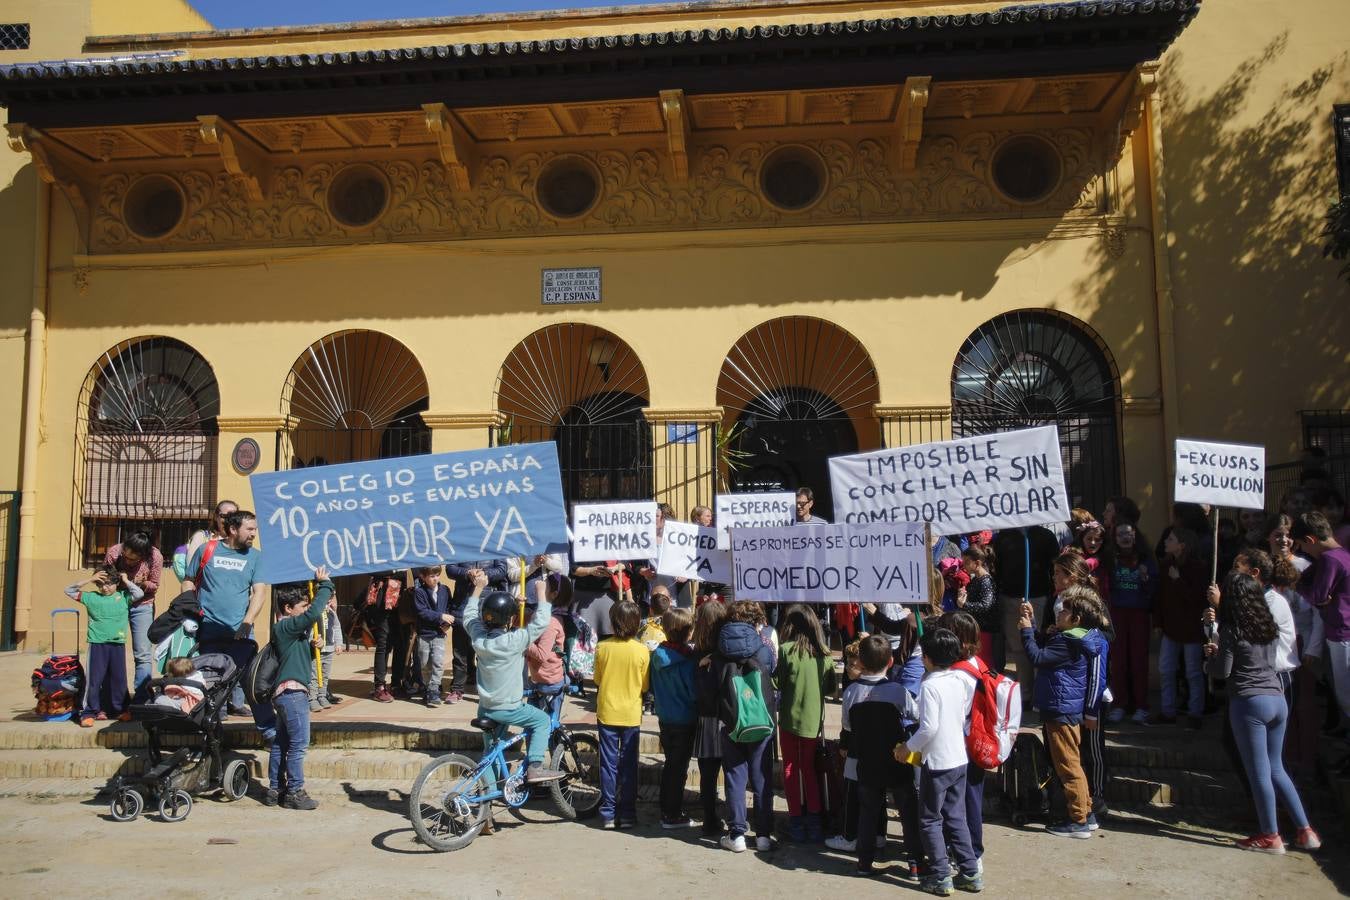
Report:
1022,626,1108,724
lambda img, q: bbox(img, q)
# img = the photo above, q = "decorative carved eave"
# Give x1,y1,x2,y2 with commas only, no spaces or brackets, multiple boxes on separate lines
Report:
659,89,690,184
5,122,91,251
894,76,931,172
196,115,270,202
1122,62,1160,135
422,102,476,192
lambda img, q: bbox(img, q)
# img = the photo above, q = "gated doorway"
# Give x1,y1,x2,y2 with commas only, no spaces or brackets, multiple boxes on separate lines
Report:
951,310,1122,516
716,317,880,522
494,324,652,506
277,329,431,615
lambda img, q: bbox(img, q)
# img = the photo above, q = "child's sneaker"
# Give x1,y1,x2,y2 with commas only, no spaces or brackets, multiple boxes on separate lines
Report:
601,818,616,830
1086,813,1100,832
117,711,132,722
1293,827,1322,851
371,685,394,703
326,693,342,704
95,712,108,721
445,690,463,704
660,816,694,830
755,835,773,852
1046,820,1093,839
616,819,637,830
309,698,324,713
1235,833,1285,854
263,788,280,807
825,835,857,852
318,695,332,709
283,789,318,810
524,763,565,784
954,871,984,893
79,717,95,728
921,875,955,896
720,834,747,853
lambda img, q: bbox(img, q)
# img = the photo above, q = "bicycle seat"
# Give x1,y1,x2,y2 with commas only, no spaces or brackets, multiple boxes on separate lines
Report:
470,716,498,732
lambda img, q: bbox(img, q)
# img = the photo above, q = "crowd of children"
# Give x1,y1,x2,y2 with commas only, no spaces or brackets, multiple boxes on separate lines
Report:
65,479,1350,875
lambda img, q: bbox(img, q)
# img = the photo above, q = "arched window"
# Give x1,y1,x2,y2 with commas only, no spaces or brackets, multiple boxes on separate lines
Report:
75,337,220,565
495,324,651,504
279,329,430,469
717,316,880,521
951,310,1122,514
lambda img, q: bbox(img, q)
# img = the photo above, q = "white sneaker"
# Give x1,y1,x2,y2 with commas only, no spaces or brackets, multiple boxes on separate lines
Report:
1131,708,1149,725
876,835,887,849
976,857,984,876
825,835,857,852
1107,708,1126,724
756,836,773,852
720,835,746,853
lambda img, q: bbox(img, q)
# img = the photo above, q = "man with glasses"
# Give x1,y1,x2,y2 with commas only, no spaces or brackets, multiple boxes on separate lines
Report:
794,487,829,525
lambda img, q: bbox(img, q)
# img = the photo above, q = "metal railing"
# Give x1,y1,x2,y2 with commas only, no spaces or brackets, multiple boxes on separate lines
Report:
493,421,654,507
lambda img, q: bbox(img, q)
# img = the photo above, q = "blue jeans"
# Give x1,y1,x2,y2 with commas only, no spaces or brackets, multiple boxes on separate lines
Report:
128,603,154,701
599,723,640,823
720,729,774,838
483,703,551,765
1229,693,1309,835
1159,637,1205,717
269,688,310,793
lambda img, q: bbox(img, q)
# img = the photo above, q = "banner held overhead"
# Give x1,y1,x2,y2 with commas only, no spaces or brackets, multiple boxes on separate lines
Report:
250,442,568,584
1174,438,1266,509
829,425,1068,534
571,500,659,562
715,491,795,550
657,520,731,583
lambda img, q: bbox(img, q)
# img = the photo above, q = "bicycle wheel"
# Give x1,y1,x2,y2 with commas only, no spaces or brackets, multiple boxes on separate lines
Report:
550,731,601,820
409,753,491,852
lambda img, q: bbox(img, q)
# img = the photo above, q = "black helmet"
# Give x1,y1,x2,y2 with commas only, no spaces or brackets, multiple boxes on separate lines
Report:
479,590,517,629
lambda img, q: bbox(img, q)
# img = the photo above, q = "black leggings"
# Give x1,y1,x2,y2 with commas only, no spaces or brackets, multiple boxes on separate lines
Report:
698,758,722,826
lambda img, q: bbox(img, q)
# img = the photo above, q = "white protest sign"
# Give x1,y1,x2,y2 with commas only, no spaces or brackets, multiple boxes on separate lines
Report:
1174,438,1265,509
656,520,731,583
570,501,658,562
715,491,796,550
830,425,1068,533
731,521,927,604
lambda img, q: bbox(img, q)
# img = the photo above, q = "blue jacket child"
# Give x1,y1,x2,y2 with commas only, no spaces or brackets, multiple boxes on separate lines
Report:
1022,623,1108,724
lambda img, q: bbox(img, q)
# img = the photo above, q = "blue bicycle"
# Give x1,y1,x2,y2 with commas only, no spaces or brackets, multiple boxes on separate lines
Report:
409,689,601,852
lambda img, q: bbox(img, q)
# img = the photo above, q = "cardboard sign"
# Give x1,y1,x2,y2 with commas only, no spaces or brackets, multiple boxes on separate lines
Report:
730,522,927,604
250,442,568,583
1174,438,1266,509
571,501,659,562
656,520,731,583
830,425,1068,533
714,491,796,550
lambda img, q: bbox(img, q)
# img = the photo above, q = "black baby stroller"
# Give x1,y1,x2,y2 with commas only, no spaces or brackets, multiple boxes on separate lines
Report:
107,650,253,822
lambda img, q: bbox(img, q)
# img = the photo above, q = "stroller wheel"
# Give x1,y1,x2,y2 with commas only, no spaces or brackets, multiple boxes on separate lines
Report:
221,759,250,801
109,787,144,822
159,788,193,823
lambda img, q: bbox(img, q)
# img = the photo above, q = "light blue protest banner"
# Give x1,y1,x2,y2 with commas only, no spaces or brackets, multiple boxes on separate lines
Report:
249,442,568,584
730,521,927,604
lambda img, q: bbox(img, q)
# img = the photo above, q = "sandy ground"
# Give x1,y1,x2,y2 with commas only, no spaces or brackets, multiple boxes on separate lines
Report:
0,792,1343,900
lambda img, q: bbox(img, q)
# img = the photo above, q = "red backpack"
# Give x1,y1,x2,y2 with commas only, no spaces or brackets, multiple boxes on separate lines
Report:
952,657,1022,770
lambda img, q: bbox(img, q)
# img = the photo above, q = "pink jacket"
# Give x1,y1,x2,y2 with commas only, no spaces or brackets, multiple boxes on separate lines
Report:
525,616,566,685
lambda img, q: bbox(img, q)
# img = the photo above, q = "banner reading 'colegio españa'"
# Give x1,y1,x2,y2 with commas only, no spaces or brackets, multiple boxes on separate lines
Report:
250,442,568,583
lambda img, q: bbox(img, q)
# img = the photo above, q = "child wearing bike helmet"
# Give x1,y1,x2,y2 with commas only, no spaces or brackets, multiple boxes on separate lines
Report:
463,573,565,784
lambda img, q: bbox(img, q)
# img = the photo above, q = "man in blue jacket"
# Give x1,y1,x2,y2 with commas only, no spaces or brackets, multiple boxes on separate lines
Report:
444,559,509,704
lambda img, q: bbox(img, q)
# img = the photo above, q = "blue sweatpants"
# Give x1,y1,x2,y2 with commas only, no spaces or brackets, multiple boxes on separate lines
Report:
599,723,640,823
918,764,976,879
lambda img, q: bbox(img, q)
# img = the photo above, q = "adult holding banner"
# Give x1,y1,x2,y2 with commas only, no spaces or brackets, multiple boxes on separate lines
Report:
571,501,657,639
184,509,265,717
444,559,509,705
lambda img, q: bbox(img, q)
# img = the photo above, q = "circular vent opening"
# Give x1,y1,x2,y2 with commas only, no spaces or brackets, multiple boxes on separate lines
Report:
328,165,389,228
991,136,1063,204
124,175,184,240
760,146,826,212
536,156,600,220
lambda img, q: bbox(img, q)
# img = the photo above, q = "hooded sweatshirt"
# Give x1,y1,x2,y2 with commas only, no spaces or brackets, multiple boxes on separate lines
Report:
1021,625,1108,724
713,621,777,735
650,642,698,725
464,592,552,711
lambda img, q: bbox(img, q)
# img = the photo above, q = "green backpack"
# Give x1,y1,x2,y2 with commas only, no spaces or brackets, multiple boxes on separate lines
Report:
728,665,773,743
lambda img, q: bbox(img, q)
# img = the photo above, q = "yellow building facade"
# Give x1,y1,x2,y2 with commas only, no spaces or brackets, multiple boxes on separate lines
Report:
0,0,1346,649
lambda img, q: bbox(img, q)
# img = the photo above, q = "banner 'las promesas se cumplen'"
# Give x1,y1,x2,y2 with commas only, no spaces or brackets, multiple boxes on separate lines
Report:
250,442,568,583
570,501,659,562
829,425,1069,534
731,521,927,604
1174,438,1266,509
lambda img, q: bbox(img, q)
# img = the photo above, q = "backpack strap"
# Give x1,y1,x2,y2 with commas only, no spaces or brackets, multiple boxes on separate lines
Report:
196,539,218,581
951,658,982,687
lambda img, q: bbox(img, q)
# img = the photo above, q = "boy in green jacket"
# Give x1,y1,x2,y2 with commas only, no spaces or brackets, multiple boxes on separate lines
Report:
266,567,333,810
